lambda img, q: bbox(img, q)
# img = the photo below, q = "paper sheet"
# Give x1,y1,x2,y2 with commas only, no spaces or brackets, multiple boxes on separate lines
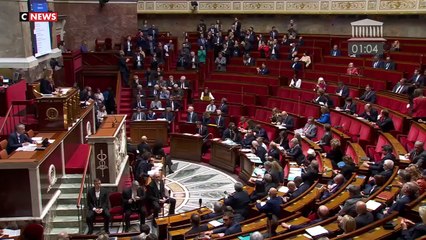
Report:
305,225,329,237
278,186,289,193
208,220,223,227
366,200,382,211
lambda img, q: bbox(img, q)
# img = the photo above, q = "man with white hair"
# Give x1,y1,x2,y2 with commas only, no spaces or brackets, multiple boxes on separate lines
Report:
179,76,189,89
187,106,198,123
7,124,35,154
250,231,264,240
379,159,394,179
252,140,267,163
407,141,426,168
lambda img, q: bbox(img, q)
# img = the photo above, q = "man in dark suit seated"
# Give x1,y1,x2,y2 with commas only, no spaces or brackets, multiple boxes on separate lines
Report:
392,78,409,94
338,185,363,217
131,107,146,121
358,103,378,122
86,178,110,234
342,97,357,115
409,69,425,86
330,44,341,56
354,201,374,228
363,145,395,175
372,56,384,69
280,111,294,130
256,63,270,75
335,82,349,99
383,56,396,70
407,141,426,168
205,211,242,237
378,159,394,179
224,182,250,220
201,202,224,220
319,174,345,200
301,160,319,186
281,205,330,230
185,213,209,236
286,176,311,201
6,124,35,154
219,98,229,115
286,138,307,166
383,182,418,217
222,122,241,143
317,124,332,147
241,129,256,148
166,96,181,112
358,85,376,103
256,188,284,216
250,174,277,202
252,140,267,163
375,109,395,132
399,206,426,240
148,172,176,225
122,181,146,232
195,121,208,139
187,106,198,123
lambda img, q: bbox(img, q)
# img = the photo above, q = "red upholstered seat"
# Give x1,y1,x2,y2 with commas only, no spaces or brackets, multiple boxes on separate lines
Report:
23,223,44,240
109,192,124,224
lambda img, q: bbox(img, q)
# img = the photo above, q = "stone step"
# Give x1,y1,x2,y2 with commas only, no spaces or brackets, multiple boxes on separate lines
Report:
59,183,83,194
57,193,79,205
61,174,84,184
54,204,83,216
51,216,81,228
46,227,81,237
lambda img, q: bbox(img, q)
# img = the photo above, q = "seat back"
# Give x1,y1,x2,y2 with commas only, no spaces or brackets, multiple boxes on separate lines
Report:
0,140,7,150
0,150,8,159
23,223,44,240
109,192,123,208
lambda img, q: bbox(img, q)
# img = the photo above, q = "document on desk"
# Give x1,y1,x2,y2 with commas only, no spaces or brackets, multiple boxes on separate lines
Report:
399,154,409,161
16,144,37,151
366,200,382,211
278,186,289,193
1,229,21,237
288,168,302,181
252,167,266,177
305,225,328,237
208,220,223,227
246,154,262,163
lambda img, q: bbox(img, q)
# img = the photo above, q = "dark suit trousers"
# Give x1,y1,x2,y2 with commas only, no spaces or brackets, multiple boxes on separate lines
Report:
153,198,176,218
124,206,146,231
86,209,110,232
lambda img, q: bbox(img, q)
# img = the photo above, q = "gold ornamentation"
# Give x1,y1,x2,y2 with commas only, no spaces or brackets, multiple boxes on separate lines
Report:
232,2,241,10
146,2,154,10
276,2,285,10
287,1,319,10
368,0,377,9
379,0,416,10
199,2,232,10
156,2,187,10
331,1,366,10
321,1,330,10
420,0,426,8
243,1,275,10
46,107,59,120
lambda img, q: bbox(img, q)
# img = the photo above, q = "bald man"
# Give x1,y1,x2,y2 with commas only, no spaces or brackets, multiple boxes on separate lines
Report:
354,201,374,228
320,174,345,200
282,205,330,230
256,188,284,216
280,111,294,130
147,172,176,225
137,136,151,155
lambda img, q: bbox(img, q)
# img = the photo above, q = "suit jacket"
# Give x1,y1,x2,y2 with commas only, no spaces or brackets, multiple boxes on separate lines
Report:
268,148,280,161
379,169,393,179
258,68,270,75
372,61,384,69
213,223,242,235
214,116,225,129
319,131,332,146
409,149,426,164
383,61,396,70
137,142,151,155
166,100,181,111
224,191,250,218
342,102,357,115
40,78,55,94
122,187,145,211
187,112,198,123
387,195,412,214
201,116,211,126
119,56,129,74
148,180,165,202
186,224,209,235
377,117,395,132
87,187,109,211
281,116,294,130
336,85,349,99
291,62,302,72
338,194,363,216
196,125,208,139
400,223,426,240
133,99,146,109
255,146,268,163
133,53,144,69
246,57,256,66
360,90,377,103
392,83,408,94
289,182,311,200
162,112,175,122
219,103,229,114
7,132,32,154
355,212,374,228
359,109,378,122
410,74,425,87
222,129,241,143
146,113,156,120
256,196,284,214
330,49,341,56
287,145,306,165
314,95,328,106
301,166,319,185
132,112,146,121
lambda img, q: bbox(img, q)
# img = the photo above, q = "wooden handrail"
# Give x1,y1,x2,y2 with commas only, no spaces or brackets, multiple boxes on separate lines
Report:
76,145,92,208
0,105,13,136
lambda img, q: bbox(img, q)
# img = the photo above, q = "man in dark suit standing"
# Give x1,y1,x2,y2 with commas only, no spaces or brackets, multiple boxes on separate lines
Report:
214,110,225,136
280,111,294,130
86,179,110,234
409,69,424,86
243,53,256,66
166,96,181,112
119,50,130,87
6,124,34,154
219,98,229,115
224,182,250,219
122,181,146,232
233,17,242,40
269,26,279,39
187,106,198,123
291,57,302,73
148,172,176,225
256,188,284,216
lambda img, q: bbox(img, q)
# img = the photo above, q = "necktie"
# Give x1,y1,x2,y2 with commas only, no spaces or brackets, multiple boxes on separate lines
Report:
386,63,390,69
171,101,174,111
374,62,378,68
190,113,193,123
217,116,220,125
333,52,336,56
396,85,402,94
199,127,202,135
137,113,141,121
17,134,21,143
292,63,296,68
416,75,420,82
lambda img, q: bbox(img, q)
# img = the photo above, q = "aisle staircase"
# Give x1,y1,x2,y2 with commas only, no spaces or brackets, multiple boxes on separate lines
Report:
118,87,133,136
46,174,85,239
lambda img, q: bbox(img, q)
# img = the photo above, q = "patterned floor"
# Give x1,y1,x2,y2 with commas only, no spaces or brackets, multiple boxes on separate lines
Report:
166,160,237,214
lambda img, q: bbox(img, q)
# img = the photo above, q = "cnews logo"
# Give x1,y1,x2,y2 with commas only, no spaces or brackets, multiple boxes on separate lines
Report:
20,12,58,22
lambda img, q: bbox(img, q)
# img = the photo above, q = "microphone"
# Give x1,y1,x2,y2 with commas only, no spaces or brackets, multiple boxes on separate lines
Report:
168,189,171,198
199,198,202,209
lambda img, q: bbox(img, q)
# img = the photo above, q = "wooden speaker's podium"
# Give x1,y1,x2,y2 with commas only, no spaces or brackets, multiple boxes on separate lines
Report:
130,120,168,145
87,115,129,185
35,87,81,131
170,133,203,162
